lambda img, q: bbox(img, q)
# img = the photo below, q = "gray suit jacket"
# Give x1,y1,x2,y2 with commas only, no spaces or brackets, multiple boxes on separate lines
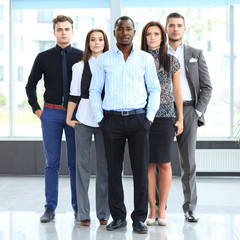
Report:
184,44,212,126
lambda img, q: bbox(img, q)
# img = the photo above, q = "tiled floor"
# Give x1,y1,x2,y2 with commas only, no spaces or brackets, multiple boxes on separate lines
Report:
0,175,240,240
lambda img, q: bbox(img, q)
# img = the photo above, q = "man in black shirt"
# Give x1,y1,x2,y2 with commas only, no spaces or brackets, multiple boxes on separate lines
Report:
26,15,83,223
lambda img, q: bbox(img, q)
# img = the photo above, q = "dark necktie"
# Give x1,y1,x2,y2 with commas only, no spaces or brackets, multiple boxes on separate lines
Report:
61,48,68,108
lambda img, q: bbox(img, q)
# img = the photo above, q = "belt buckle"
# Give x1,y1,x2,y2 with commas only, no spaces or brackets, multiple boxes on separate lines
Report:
62,105,66,111
122,111,129,116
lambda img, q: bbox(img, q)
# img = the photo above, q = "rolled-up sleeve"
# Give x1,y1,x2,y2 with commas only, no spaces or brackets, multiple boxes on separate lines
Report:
89,55,105,123
144,54,161,122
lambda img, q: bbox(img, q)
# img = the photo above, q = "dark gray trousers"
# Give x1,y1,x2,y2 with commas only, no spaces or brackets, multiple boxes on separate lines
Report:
75,124,110,221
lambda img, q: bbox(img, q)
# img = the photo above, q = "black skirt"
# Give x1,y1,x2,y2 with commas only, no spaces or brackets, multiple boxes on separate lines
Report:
149,117,176,163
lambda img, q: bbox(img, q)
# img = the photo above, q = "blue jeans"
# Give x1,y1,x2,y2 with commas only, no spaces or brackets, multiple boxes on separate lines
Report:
41,107,77,211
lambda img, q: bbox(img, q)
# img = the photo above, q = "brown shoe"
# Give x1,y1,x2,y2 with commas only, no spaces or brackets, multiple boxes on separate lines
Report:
99,218,108,225
80,219,90,226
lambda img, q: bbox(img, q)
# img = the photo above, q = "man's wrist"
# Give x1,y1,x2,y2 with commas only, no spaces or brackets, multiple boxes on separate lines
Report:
195,110,202,118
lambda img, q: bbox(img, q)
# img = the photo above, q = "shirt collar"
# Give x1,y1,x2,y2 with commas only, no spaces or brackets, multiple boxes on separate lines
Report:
167,42,184,52
113,44,135,54
55,44,72,53
89,55,97,63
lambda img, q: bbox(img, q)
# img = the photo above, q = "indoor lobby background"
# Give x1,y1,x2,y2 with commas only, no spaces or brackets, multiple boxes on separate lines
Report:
0,0,240,175
0,1,240,239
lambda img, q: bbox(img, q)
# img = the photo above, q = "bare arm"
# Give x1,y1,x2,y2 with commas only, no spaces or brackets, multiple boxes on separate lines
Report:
66,101,80,128
172,69,183,136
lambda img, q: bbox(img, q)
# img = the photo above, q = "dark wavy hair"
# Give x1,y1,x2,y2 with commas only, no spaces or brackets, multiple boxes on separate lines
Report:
81,28,109,63
141,21,170,75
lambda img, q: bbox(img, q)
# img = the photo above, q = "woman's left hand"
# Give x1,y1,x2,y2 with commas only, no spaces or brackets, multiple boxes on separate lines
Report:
175,120,183,136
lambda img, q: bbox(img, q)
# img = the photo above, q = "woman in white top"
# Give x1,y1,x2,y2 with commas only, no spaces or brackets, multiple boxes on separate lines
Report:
66,29,109,226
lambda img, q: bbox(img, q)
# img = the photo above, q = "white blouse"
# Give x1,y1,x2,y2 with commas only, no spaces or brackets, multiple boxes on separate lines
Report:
70,56,98,127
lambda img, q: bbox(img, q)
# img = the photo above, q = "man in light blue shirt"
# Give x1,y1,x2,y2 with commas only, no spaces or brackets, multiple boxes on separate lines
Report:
90,16,160,234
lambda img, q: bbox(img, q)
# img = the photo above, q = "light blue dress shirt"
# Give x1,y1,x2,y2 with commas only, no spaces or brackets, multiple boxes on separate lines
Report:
89,45,161,123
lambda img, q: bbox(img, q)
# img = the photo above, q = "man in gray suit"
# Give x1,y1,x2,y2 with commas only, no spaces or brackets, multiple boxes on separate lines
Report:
165,12,212,222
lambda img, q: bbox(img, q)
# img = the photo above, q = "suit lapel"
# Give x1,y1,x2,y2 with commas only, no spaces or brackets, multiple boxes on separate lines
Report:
184,44,192,74
184,44,196,102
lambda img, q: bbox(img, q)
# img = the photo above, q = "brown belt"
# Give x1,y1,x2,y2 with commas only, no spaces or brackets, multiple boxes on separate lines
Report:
44,103,67,111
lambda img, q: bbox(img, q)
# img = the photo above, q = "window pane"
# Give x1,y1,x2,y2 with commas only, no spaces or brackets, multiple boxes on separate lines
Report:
0,0,9,137
234,5,240,138
123,7,230,138
13,8,110,137
0,4,3,21
0,34,3,50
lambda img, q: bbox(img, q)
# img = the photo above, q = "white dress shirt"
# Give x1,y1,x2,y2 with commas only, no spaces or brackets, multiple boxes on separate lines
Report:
89,45,161,123
168,43,192,102
70,56,98,127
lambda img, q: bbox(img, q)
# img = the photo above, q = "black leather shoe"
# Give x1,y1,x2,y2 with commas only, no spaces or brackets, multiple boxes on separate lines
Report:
132,221,148,234
184,211,199,223
40,207,55,223
106,219,127,231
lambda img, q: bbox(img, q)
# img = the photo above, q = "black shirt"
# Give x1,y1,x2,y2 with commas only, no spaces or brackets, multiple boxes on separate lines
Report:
26,44,83,112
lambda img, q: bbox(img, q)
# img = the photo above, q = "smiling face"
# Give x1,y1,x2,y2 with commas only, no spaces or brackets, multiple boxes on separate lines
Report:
114,19,136,47
54,21,73,48
146,26,162,50
89,31,105,56
165,17,186,43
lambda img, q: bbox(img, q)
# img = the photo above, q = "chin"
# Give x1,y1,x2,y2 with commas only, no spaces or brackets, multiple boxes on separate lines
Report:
121,42,131,46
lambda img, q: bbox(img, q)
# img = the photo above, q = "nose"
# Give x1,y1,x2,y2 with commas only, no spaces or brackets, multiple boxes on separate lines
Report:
122,29,127,35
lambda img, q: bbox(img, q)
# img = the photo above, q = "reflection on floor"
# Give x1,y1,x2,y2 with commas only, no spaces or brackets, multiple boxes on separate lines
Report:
0,176,240,240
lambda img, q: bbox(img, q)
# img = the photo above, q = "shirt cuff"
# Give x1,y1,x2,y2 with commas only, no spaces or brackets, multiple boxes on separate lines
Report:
195,109,202,118
95,112,104,123
146,111,155,123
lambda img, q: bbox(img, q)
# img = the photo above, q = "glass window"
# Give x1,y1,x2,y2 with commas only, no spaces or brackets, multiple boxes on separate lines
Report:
234,5,240,136
0,5,3,21
0,35,3,50
14,9,23,22
37,9,53,23
0,66,3,81
17,66,23,82
0,0,9,137
14,36,23,51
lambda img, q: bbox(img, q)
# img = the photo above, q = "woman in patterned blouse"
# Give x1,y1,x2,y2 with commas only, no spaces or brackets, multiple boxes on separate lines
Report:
141,21,183,226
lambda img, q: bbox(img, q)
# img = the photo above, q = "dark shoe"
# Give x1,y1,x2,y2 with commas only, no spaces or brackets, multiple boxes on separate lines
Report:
99,218,108,225
132,221,148,234
80,219,91,226
40,208,55,223
184,211,199,223
106,219,127,231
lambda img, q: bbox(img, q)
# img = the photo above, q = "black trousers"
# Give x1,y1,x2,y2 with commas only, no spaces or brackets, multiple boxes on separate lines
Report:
101,113,150,222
